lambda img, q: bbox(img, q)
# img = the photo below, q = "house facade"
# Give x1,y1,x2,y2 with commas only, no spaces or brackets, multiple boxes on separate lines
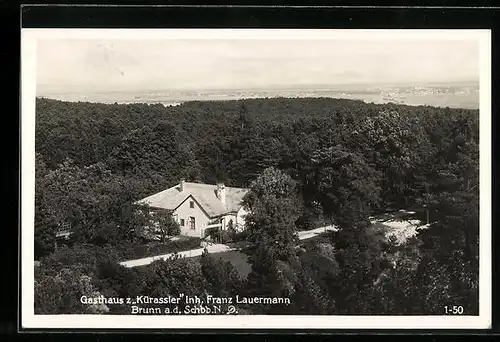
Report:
136,180,249,239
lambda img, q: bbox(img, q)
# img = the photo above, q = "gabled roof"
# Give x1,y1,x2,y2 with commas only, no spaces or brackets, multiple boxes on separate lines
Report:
136,182,249,218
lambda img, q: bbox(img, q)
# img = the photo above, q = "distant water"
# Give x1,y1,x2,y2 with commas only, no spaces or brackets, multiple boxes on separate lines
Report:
38,84,480,110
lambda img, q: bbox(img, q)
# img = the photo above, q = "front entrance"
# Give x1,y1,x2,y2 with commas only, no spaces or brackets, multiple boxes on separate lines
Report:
202,221,223,242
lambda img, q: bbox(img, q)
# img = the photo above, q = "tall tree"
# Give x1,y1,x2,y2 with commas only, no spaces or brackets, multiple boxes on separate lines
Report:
242,167,301,303
355,110,428,205
107,121,195,189
308,145,382,223
243,167,301,261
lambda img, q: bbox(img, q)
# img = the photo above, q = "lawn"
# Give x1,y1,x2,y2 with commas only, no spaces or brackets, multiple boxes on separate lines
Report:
187,210,424,280
197,233,335,279
193,250,251,279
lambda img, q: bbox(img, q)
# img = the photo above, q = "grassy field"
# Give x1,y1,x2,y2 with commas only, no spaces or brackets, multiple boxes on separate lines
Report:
193,250,252,279
187,215,420,281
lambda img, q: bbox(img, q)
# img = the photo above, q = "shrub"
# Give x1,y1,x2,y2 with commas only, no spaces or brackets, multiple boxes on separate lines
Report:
115,237,202,260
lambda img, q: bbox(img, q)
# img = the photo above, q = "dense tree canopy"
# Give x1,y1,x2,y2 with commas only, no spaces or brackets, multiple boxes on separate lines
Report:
34,97,481,316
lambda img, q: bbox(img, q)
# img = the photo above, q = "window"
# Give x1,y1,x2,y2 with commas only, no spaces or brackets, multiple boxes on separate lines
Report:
190,201,194,208
189,217,196,230
180,219,185,227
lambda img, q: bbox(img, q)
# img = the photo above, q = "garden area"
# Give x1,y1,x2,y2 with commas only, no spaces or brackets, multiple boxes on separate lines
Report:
192,250,251,279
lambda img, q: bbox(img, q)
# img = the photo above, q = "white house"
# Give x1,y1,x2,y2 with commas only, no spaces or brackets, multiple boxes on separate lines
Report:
136,180,249,239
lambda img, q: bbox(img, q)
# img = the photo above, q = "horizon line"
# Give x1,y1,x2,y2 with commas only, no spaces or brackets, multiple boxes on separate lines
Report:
37,79,479,95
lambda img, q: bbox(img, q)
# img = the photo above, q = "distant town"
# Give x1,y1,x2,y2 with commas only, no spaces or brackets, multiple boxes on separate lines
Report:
37,82,479,110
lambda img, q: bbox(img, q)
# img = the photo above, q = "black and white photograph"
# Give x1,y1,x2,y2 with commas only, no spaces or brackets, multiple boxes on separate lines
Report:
21,29,491,329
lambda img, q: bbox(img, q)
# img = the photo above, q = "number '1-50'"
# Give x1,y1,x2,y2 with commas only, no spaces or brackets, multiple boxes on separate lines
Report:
444,305,464,314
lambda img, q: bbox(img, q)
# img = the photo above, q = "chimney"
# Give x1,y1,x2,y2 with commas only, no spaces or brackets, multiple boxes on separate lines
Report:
180,179,185,192
216,182,226,205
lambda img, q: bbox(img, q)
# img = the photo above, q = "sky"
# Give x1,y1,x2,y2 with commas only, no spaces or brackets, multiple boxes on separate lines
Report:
36,38,480,94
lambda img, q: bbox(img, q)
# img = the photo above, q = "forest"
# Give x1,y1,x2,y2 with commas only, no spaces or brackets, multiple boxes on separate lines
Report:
33,96,480,315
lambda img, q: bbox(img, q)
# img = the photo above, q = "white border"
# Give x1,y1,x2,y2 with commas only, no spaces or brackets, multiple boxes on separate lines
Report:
21,29,492,330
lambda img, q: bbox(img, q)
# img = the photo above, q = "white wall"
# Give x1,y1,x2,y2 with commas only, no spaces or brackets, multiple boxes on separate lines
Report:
173,196,211,238
171,197,248,238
